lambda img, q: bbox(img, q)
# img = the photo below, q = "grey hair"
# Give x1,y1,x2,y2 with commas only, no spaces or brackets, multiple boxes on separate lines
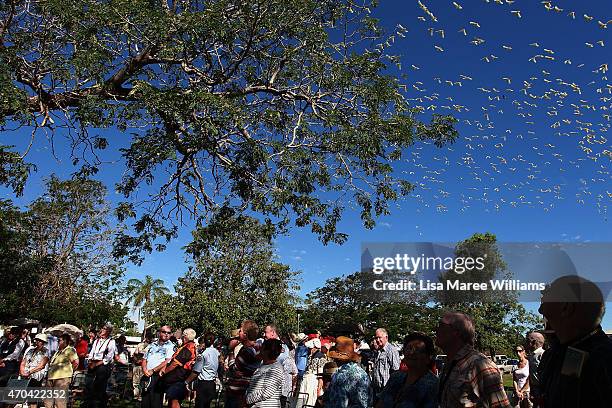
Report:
183,328,197,341
375,328,389,337
445,312,476,346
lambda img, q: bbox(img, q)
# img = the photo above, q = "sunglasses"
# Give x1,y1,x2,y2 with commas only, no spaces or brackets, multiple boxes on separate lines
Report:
160,330,172,334
515,349,524,352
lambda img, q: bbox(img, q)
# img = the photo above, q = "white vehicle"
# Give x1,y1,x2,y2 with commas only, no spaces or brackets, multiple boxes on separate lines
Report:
497,358,519,374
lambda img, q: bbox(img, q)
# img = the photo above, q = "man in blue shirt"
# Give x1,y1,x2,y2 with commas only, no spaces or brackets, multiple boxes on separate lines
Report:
186,333,219,408
141,325,175,408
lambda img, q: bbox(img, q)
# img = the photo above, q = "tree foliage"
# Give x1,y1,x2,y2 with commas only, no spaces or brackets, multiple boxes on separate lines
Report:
437,233,541,356
126,274,169,324
302,271,439,341
1,0,457,261
0,176,129,328
304,233,541,354
146,207,300,336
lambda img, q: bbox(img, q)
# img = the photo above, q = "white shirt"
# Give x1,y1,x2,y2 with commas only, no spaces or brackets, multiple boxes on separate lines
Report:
87,337,116,365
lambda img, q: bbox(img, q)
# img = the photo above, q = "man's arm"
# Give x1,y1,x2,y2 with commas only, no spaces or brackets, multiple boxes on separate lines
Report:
389,345,401,374
477,360,512,408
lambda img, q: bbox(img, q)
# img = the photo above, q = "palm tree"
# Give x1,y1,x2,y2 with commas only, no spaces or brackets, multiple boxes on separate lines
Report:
126,275,169,326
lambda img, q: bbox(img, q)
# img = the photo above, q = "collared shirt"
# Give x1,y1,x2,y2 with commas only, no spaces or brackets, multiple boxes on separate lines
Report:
48,346,78,380
87,337,116,365
372,341,401,389
539,328,612,408
23,346,49,382
282,353,298,397
439,345,511,408
324,361,372,408
193,345,220,381
143,339,175,371
0,338,25,361
527,347,544,396
295,344,309,373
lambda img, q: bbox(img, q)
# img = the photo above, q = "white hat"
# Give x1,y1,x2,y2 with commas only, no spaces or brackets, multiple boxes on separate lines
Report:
34,333,48,343
296,333,308,342
305,338,321,349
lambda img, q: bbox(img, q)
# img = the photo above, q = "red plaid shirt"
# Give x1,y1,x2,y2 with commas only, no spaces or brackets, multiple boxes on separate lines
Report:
439,345,511,408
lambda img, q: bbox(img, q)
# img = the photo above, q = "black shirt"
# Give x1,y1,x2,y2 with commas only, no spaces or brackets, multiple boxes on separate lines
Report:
540,327,612,408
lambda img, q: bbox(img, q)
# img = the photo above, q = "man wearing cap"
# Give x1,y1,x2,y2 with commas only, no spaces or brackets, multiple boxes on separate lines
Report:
537,275,612,408
84,324,117,408
325,336,372,408
141,325,175,408
372,327,400,400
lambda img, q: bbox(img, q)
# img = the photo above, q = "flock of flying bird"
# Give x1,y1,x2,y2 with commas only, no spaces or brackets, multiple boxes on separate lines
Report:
371,0,611,221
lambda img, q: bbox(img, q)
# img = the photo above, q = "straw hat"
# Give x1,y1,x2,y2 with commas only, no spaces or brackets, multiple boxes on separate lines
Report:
327,336,361,363
34,333,48,343
295,333,308,342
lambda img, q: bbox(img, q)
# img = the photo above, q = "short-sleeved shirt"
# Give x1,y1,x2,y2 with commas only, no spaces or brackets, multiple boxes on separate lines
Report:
295,344,309,373
325,361,372,408
193,346,220,381
48,346,79,380
379,370,439,408
305,351,327,375
23,347,49,382
162,341,196,384
438,345,510,408
144,340,175,371
372,341,401,389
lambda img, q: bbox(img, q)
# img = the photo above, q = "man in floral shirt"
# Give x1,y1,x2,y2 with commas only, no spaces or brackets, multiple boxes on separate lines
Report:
324,336,372,408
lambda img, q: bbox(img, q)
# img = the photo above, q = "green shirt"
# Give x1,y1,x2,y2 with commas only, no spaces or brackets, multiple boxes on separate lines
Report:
48,346,78,380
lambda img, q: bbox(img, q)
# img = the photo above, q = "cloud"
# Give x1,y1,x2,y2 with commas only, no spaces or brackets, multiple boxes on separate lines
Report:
291,256,303,261
379,222,392,228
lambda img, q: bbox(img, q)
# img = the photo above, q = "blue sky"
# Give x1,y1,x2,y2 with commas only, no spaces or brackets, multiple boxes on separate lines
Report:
2,0,611,329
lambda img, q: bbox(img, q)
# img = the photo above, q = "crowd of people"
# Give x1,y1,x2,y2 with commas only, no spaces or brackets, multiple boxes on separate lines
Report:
1,275,611,408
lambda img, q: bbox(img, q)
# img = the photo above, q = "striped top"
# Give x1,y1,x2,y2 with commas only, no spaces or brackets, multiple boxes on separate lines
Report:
246,361,285,408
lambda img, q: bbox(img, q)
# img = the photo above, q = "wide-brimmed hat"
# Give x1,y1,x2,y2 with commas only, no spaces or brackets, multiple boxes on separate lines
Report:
328,336,361,363
34,333,48,343
295,333,308,342
305,338,321,349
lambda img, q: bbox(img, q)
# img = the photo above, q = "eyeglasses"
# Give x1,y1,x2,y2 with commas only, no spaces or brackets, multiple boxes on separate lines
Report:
160,330,172,334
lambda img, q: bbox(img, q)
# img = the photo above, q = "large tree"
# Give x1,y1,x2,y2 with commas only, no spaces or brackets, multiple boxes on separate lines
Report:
146,207,299,336
0,176,129,328
436,233,541,356
302,271,438,340
1,0,457,261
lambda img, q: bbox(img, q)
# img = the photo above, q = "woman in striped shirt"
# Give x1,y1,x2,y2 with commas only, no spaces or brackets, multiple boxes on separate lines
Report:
246,339,285,408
